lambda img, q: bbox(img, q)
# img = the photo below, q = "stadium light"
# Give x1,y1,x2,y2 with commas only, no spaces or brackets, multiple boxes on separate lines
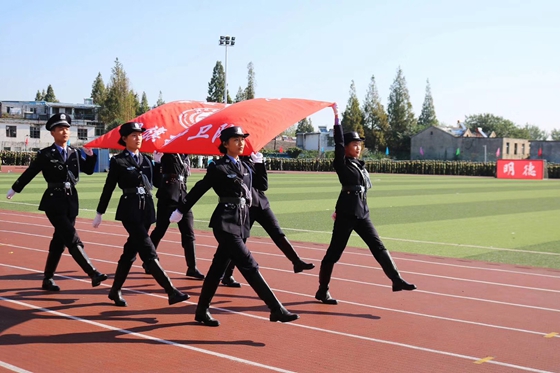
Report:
219,35,235,104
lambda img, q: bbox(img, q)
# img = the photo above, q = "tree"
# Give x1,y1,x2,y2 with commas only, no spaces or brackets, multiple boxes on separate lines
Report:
244,62,256,100
417,79,438,131
129,91,140,117
207,61,232,103
550,129,560,141
341,80,364,137
234,86,246,102
463,113,520,138
137,92,150,115
44,84,59,103
296,117,314,133
520,123,547,140
387,67,416,153
90,72,106,105
155,91,165,107
34,90,43,101
282,124,297,137
101,58,136,124
363,75,389,151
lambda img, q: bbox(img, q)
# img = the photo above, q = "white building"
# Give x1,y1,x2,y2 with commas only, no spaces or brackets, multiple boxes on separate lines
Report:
0,100,103,151
295,126,334,153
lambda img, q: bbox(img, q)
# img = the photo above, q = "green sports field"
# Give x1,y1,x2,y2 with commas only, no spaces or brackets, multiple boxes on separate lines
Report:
1,171,560,269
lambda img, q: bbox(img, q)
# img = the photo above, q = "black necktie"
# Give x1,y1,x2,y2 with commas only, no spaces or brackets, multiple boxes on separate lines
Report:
61,149,67,162
133,154,139,164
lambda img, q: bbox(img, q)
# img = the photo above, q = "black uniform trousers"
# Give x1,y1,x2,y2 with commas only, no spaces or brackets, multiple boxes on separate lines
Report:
249,206,284,243
120,220,159,266
197,229,259,308
150,199,196,268
322,215,400,281
44,209,95,279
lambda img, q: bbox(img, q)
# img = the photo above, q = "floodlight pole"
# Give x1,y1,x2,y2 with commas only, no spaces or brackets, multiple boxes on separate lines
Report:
219,35,235,104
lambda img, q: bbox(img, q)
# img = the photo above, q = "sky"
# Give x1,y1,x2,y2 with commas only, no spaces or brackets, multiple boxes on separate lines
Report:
1,0,559,132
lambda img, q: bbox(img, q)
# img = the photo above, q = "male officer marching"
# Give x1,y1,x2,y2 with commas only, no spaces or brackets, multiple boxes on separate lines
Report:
6,113,107,291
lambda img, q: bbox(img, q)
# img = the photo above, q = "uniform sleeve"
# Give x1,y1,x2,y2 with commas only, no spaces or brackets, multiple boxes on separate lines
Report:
96,157,119,214
80,150,97,175
251,162,268,192
11,151,43,192
333,123,345,171
178,162,215,213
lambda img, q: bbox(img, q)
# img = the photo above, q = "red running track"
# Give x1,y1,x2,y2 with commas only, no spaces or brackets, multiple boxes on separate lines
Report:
0,210,559,372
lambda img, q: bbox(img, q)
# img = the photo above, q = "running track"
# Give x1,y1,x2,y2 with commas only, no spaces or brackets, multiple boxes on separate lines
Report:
0,210,559,372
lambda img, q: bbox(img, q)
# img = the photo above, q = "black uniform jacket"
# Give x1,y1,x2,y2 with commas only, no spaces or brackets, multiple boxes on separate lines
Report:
244,158,270,210
11,144,97,215
96,151,158,224
333,124,370,219
154,153,189,204
179,155,267,238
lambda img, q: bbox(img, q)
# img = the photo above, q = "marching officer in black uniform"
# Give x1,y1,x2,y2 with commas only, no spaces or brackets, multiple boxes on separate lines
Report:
315,105,416,305
221,152,315,288
170,126,299,326
92,122,189,307
147,152,204,279
6,113,107,291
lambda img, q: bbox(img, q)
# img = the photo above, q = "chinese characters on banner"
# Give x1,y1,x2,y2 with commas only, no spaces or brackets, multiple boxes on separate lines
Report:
496,160,545,179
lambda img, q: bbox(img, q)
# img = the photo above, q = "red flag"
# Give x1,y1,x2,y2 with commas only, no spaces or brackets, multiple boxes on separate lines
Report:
279,147,284,153
538,148,543,157
160,98,333,155
25,137,29,146
84,101,226,151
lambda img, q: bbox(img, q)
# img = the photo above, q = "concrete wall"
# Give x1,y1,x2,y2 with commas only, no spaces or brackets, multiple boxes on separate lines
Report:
529,141,560,163
411,126,530,161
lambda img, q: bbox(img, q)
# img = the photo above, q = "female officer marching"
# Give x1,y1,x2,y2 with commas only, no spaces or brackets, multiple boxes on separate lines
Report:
221,152,315,288
315,106,416,305
170,126,299,326
6,113,107,291
92,122,189,307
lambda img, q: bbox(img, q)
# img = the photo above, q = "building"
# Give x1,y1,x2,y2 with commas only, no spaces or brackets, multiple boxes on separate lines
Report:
0,99,103,151
295,126,334,153
411,123,530,162
529,140,560,163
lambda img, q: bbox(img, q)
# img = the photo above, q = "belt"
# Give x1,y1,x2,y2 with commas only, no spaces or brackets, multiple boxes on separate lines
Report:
163,173,184,182
122,187,150,196
341,185,365,193
219,197,247,206
48,182,73,190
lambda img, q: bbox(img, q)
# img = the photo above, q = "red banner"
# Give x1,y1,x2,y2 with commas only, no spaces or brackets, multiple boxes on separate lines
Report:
496,159,545,179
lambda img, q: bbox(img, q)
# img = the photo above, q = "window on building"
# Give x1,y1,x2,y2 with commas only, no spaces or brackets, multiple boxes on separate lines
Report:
522,144,525,155
514,143,518,155
506,142,510,154
94,124,104,137
30,125,41,139
77,128,88,140
3,147,11,151
6,126,17,138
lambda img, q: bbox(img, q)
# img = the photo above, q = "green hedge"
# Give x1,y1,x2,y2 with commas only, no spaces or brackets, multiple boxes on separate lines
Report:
266,158,559,178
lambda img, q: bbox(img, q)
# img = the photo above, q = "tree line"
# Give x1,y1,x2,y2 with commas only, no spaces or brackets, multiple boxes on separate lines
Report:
34,61,559,144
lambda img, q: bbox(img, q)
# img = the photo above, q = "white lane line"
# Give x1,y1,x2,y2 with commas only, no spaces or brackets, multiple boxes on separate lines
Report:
2,218,560,290
0,361,33,373
0,296,295,373
1,245,559,341
0,279,554,373
2,225,560,301
2,209,560,257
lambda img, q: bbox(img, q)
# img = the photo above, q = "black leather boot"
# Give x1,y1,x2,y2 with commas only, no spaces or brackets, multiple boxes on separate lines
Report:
195,274,222,327
147,259,190,305
186,268,205,280
108,260,133,307
221,261,241,287
42,278,60,291
275,236,315,273
315,262,338,304
373,249,416,292
69,244,107,287
42,250,62,291
244,270,299,323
